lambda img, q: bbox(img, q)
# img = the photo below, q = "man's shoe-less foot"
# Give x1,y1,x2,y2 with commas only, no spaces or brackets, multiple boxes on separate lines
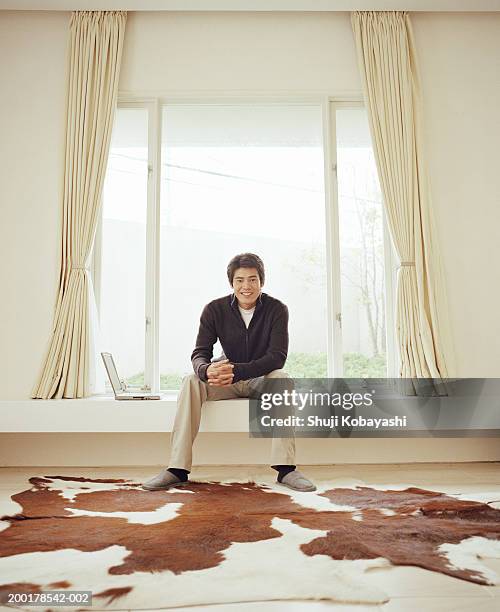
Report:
279,470,316,492
142,468,188,491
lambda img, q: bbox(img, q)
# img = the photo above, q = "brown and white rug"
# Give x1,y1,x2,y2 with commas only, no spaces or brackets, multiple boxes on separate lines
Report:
1,475,500,610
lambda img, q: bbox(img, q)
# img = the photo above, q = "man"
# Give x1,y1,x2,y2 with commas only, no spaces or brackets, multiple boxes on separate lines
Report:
143,253,316,492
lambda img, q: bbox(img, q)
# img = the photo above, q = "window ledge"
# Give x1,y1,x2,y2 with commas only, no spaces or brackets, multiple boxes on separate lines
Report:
0,397,250,433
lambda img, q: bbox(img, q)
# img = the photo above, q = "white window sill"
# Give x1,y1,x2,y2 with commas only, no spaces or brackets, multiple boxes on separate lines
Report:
0,397,250,433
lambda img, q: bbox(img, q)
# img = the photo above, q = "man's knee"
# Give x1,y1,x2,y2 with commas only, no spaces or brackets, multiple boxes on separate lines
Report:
265,369,289,379
181,373,206,389
178,374,207,409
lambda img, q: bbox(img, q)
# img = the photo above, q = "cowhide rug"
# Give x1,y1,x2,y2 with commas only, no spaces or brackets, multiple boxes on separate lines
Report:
1,475,500,611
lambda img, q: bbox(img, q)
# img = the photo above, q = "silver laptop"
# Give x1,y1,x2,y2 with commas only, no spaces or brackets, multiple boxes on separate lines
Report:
101,352,161,400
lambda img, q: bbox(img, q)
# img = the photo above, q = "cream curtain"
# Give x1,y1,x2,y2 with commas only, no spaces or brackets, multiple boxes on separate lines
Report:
351,11,455,378
32,11,127,398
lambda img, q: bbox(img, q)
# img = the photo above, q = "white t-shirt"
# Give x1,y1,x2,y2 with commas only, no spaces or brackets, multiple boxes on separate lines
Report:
238,305,255,328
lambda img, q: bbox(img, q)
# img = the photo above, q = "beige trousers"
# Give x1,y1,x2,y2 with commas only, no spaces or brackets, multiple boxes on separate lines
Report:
169,369,296,470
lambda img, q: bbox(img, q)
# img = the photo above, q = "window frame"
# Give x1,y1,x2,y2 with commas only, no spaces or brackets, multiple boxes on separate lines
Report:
93,94,397,394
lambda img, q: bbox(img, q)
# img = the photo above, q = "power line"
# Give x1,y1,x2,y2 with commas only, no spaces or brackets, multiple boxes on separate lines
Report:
110,152,321,193
108,153,383,204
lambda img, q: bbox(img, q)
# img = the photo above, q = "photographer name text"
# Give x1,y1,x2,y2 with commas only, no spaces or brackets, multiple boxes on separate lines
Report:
260,414,408,429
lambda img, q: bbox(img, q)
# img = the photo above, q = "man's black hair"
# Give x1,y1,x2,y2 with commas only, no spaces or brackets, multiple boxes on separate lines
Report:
227,253,265,285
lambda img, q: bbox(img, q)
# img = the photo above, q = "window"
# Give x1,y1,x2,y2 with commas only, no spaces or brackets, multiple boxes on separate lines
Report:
97,107,149,391
95,99,395,393
159,104,328,388
334,107,395,377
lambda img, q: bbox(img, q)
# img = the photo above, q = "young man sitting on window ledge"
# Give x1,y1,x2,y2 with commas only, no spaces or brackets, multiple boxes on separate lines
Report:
143,252,316,492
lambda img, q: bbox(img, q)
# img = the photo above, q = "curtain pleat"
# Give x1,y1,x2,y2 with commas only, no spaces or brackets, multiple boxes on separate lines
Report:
351,11,455,378
32,11,127,398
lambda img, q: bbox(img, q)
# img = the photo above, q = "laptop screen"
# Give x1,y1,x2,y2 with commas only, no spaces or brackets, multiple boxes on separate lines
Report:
101,353,125,394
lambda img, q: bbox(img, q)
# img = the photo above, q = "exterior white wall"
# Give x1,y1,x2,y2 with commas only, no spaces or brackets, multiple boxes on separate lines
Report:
1,10,499,400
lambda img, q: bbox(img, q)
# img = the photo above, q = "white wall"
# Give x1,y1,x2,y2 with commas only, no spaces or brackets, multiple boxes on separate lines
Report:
119,11,360,93
411,12,500,377
3,433,500,467
0,11,68,400
1,10,499,399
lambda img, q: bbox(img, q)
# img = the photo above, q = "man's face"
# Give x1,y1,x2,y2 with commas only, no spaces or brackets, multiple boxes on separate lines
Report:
232,267,262,309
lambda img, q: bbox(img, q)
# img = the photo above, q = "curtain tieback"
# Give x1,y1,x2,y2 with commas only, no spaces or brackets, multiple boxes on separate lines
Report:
71,265,88,270
399,261,415,268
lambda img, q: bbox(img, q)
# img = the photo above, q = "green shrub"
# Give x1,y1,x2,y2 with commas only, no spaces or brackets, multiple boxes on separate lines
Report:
160,373,184,390
343,352,387,377
285,351,387,378
127,351,387,391
285,352,328,378
126,371,144,386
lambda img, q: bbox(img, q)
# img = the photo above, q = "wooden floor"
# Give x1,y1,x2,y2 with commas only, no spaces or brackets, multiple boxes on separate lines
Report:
1,462,499,612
